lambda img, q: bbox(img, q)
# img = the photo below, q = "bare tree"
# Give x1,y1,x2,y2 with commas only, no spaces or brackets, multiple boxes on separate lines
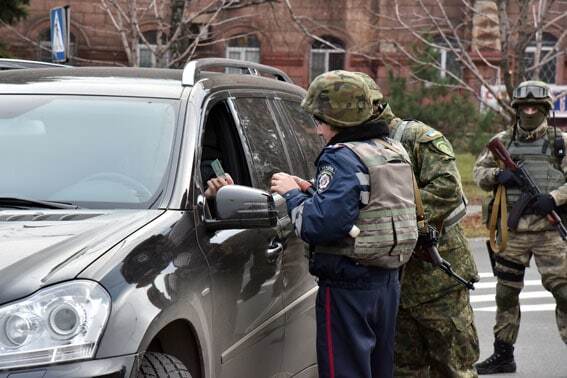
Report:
99,0,278,68
283,0,567,120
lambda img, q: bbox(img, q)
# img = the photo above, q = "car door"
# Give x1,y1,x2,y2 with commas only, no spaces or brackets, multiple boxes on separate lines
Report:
272,97,322,376
194,95,285,378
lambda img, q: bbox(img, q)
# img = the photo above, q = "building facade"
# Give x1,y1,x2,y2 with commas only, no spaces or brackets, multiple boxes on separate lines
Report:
1,0,566,118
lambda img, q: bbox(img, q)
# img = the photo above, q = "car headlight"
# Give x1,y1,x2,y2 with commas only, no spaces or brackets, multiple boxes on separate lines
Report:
0,280,110,369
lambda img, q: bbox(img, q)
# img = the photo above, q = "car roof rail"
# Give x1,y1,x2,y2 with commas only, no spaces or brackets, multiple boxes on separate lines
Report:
182,58,292,86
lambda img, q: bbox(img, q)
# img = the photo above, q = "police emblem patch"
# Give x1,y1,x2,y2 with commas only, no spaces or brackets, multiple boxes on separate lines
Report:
317,165,335,192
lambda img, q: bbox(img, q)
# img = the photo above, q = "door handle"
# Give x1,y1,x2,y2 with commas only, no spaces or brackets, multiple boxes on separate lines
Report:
266,240,283,262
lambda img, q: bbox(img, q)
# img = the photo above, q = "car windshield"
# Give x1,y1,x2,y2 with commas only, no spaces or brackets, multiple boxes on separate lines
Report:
0,95,179,209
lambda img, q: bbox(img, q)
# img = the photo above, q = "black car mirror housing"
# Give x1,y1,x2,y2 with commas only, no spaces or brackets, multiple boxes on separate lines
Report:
205,185,278,230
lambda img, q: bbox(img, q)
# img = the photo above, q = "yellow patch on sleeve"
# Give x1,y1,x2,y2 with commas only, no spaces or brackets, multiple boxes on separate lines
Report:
431,137,455,157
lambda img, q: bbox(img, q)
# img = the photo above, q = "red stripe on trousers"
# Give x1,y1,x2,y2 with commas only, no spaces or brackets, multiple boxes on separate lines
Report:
325,287,335,378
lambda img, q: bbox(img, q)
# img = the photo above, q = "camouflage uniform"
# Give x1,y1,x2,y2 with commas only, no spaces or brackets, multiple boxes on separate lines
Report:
473,124,567,345
352,73,479,377
388,113,480,378
353,71,480,376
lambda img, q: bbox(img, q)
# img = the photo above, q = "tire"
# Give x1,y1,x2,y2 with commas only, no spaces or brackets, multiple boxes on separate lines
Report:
137,352,192,378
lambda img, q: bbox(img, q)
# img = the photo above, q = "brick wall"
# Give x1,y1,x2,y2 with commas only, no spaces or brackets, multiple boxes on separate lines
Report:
0,0,565,90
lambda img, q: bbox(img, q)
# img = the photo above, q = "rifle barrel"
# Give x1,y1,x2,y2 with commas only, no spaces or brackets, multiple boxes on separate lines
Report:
439,263,475,290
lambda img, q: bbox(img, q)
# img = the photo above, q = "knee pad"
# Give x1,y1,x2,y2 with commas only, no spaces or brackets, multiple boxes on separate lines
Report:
552,285,567,311
495,284,521,310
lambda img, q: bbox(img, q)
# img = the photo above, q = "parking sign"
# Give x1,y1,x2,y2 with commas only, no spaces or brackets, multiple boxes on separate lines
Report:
50,7,68,63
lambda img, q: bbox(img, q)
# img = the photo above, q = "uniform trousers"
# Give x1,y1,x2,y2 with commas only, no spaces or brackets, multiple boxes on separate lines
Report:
315,268,400,378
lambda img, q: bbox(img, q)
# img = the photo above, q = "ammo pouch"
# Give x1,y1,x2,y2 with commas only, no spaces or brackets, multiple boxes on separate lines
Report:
332,138,418,269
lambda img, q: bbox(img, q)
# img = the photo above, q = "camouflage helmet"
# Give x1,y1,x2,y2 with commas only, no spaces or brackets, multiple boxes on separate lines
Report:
301,70,374,128
511,80,553,110
354,72,384,104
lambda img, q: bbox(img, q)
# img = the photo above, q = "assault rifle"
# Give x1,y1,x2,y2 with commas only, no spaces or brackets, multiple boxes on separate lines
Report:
488,138,567,241
416,224,475,290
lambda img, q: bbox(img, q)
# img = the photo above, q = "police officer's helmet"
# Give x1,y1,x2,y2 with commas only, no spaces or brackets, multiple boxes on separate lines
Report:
353,72,384,104
511,80,553,110
301,70,374,128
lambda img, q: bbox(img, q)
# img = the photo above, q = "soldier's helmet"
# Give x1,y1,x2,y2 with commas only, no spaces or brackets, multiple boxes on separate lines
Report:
354,72,384,104
511,80,553,110
301,70,374,128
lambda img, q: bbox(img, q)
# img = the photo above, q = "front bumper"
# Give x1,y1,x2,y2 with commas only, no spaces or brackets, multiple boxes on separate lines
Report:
0,354,139,378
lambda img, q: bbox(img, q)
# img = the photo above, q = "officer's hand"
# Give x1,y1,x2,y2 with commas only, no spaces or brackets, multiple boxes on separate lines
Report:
291,176,314,193
270,172,300,195
496,169,520,188
205,173,234,199
531,193,556,216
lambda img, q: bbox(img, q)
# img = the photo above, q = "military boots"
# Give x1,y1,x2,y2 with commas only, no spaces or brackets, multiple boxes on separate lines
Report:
475,340,516,375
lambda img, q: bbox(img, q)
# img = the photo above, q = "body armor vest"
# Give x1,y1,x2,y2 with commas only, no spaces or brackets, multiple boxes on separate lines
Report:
393,119,467,229
506,136,564,214
316,139,418,269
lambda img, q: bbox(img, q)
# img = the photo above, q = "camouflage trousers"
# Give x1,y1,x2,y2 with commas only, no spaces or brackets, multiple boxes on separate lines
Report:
492,231,567,345
394,288,479,378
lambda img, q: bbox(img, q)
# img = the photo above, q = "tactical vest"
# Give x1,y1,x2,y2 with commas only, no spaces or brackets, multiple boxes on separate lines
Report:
392,120,467,229
316,138,418,269
506,137,564,213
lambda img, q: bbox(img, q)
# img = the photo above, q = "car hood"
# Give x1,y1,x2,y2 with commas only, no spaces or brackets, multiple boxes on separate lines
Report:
0,209,164,305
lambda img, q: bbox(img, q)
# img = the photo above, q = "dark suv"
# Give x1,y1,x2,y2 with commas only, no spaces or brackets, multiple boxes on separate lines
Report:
0,59,322,377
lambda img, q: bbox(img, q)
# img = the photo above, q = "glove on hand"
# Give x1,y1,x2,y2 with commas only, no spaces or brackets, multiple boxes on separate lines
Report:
531,193,556,216
496,169,520,188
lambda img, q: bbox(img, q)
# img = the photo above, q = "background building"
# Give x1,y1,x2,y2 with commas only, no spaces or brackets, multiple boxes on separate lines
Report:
1,0,565,123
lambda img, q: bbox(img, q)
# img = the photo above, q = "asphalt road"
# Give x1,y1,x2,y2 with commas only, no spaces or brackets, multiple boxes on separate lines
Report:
469,238,567,378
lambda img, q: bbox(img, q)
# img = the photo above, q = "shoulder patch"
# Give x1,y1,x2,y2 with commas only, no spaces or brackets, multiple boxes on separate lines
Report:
416,125,443,143
316,165,335,192
431,137,455,157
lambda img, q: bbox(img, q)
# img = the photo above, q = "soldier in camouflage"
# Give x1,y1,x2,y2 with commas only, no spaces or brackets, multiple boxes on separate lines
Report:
473,80,567,374
272,70,417,378
355,73,480,377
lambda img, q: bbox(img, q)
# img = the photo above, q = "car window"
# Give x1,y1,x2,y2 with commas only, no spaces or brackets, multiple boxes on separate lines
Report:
233,97,291,190
278,100,322,178
0,95,178,208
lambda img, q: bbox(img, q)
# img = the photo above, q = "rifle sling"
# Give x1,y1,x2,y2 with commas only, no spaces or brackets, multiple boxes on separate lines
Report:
489,182,509,253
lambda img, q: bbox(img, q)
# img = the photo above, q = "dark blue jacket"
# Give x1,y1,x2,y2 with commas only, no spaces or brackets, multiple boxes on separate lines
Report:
284,144,392,287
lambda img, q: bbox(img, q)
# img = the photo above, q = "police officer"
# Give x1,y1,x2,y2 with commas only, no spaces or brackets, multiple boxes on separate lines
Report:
473,80,567,374
271,70,417,378
355,73,480,377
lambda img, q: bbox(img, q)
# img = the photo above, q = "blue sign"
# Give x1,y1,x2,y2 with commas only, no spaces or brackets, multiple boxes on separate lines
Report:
552,89,566,114
50,7,67,63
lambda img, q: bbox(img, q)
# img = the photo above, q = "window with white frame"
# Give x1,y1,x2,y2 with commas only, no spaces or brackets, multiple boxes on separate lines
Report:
310,37,345,82
138,30,171,68
225,35,260,73
524,33,557,83
37,29,76,63
434,36,462,80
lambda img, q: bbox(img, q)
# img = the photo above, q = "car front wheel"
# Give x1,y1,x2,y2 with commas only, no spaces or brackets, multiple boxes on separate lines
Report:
138,352,192,378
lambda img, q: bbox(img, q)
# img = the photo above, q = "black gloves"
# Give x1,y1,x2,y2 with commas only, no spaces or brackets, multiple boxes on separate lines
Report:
531,193,556,216
496,169,521,188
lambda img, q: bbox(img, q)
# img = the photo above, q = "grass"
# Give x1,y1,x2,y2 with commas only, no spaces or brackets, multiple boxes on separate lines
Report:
456,153,485,205
456,153,489,238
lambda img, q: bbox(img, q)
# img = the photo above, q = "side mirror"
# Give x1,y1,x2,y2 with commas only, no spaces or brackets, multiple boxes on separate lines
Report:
205,185,278,231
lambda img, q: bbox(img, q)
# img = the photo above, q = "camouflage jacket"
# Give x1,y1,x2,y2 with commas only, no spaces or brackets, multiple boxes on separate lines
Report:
388,116,479,308
473,122,567,232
